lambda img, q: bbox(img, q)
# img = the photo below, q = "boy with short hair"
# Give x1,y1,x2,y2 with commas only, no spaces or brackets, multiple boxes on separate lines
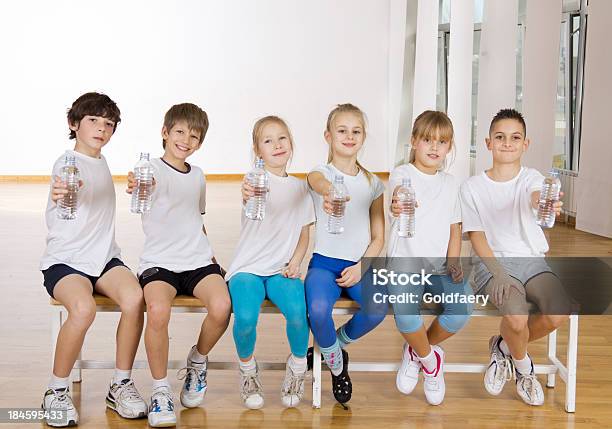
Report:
127,103,231,427
460,108,567,406
41,92,147,426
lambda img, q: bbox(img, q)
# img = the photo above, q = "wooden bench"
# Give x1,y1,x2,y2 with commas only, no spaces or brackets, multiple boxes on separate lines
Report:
50,294,578,412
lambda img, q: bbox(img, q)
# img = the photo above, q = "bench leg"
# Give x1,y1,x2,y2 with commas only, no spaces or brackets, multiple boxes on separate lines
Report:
312,343,322,409
547,329,557,388
50,308,62,373
565,314,578,413
71,350,82,384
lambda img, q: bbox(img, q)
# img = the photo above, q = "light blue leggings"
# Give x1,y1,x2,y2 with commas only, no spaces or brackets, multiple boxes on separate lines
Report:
228,272,309,359
391,274,473,334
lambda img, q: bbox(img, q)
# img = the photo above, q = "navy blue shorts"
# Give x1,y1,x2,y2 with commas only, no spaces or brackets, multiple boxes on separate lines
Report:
42,258,128,298
138,264,224,296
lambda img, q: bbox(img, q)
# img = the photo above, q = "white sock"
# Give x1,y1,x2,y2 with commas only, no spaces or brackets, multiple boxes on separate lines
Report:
417,347,437,374
188,345,207,364
152,377,171,391
288,354,307,374
113,368,132,385
239,357,257,374
49,375,69,391
512,355,533,376
499,338,511,356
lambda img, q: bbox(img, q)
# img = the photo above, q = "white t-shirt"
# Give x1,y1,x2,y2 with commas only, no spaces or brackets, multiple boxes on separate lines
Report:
40,150,121,276
310,164,385,262
387,164,461,272
138,158,214,275
226,173,315,281
460,166,548,257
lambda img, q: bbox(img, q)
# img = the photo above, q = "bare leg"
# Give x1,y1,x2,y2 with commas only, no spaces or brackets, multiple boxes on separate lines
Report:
52,276,96,377
95,266,144,370
143,282,176,379
191,274,231,355
525,273,569,342
400,325,431,357
427,319,455,345
484,281,531,360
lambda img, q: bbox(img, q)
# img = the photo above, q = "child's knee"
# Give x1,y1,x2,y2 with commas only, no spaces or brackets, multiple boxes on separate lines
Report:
394,315,423,334
146,301,171,329
119,288,144,314
438,314,470,333
233,309,259,333
504,314,529,333
544,314,568,330
69,299,96,328
208,296,232,322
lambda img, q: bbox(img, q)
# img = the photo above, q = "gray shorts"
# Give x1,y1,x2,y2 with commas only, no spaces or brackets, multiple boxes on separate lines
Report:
472,257,554,293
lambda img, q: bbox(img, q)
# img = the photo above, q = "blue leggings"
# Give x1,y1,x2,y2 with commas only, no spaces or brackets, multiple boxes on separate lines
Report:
305,253,387,348
390,274,473,334
229,273,309,359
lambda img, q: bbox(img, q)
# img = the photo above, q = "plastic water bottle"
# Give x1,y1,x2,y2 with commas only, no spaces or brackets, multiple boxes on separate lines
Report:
536,170,561,229
131,152,154,214
57,154,80,220
245,158,269,220
397,177,416,237
327,175,349,234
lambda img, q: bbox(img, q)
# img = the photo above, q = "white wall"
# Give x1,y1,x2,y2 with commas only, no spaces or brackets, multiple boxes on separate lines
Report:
446,0,474,181
521,0,562,174
474,0,518,174
0,0,395,175
575,0,612,238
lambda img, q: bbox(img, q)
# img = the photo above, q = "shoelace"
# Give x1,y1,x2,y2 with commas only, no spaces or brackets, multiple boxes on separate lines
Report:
51,390,72,410
493,352,514,387
241,373,263,398
424,377,439,391
117,380,142,402
518,374,540,402
151,390,174,412
283,371,305,396
177,365,207,391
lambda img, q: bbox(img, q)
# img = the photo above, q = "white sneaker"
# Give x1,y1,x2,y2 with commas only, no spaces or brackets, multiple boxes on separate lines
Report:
422,345,445,406
106,378,147,419
484,335,514,396
516,360,544,406
178,347,208,408
280,357,306,408
147,387,176,428
240,365,264,410
41,388,78,427
396,343,421,395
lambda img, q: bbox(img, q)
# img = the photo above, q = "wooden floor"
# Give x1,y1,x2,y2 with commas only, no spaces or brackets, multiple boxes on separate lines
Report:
0,182,611,429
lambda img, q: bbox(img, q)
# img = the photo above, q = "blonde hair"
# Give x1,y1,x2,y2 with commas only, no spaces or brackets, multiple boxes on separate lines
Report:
251,116,294,163
325,103,373,183
408,110,455,169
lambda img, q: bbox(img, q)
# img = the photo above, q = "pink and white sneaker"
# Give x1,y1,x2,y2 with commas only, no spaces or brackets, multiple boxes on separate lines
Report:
421,345,445,406
396,343,422,395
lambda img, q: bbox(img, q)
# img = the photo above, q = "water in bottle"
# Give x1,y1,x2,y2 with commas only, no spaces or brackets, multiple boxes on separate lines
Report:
131,152,154,214
396,177,415,237
536,170,561,228
245,158,269,220
327,175,349,234
57,154,80,220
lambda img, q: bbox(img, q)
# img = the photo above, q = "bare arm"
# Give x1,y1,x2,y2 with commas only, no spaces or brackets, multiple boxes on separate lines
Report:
336,194,385,287
468,230,524,302
202,224,220,267
307,171,331,196
283,224,312,278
